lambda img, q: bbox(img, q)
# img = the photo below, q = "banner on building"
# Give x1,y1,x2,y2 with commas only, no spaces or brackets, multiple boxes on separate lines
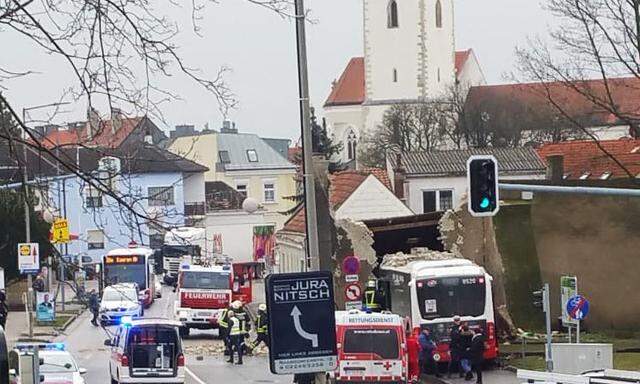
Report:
253,225,275,264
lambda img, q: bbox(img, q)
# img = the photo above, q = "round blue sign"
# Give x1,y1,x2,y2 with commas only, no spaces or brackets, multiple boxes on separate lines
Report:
342,256,360,275
566,295,589,320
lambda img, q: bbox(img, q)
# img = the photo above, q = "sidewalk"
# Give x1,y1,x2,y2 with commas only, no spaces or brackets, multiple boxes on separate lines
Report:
4,279,97,344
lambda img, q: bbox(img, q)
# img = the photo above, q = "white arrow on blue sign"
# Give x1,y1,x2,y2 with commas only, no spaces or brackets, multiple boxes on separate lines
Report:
265,271,337,375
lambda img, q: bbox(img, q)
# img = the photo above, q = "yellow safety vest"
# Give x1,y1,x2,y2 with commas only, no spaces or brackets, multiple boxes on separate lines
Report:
229,317,242,336
365,290,380,309
218,309,229,328
256,314,268,334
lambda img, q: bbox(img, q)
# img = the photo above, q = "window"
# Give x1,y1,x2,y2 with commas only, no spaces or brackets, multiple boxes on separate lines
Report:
85,186,103,208
437,67,441,83
579,172,591,180
343,328,400,359
246,149,258,162
393,68,398,83
439,190,453,211
387,0,398,28
263,182,276,203
87,229,105,250
422,190,454,213
219,150,230,164
236,182,248,198
148,222,165,249
347,130,357,161
435,0,443,28
148,186,175,206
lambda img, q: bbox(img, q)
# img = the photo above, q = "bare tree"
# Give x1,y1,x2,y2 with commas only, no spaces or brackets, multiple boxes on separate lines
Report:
358,102,447,168
515,0,640,178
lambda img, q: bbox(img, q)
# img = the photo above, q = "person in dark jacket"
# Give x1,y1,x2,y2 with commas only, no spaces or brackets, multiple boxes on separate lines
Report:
0,291,8,329
418,328,441,377
88,289,100,326
466,329,486,384
459,324,473,379
447,315,463,378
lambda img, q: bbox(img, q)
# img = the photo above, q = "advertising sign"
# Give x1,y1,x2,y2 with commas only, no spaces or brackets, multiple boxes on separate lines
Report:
266,271,337,374
36,292,55,322
561,276,578,326
51,218,70,244
18,243,39,274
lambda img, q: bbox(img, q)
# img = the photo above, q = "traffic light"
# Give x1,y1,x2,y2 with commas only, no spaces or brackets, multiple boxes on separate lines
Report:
532,285,549,312
467,155,499,217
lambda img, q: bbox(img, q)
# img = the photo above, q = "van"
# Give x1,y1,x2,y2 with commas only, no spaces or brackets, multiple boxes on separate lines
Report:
106,318,185,384
334,311,408,384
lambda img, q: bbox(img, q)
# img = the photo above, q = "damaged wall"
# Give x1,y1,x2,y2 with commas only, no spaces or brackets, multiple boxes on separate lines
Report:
439,200,516,335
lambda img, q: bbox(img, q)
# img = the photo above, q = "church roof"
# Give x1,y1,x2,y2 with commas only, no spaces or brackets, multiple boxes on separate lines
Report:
324,51,475,107
324,57,366,107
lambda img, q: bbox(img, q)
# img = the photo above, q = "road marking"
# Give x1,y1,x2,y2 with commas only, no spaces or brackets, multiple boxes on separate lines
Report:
186,367,207,384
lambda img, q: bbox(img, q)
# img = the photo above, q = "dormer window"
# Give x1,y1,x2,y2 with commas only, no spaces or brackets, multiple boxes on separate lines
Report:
247,149,258,162
579,172,591,180
219,150,230,164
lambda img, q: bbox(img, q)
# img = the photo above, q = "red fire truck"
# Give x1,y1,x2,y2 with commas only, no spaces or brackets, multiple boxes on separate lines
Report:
173,263,252,336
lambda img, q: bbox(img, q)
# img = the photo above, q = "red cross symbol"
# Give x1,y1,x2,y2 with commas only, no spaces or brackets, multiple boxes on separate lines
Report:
383,361,393,370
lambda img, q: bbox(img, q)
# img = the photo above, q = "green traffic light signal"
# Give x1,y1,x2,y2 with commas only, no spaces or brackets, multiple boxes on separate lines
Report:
480,197,490,209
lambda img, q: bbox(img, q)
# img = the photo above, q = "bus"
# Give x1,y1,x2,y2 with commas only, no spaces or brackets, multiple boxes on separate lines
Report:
103,247,156,307
379,258,498,363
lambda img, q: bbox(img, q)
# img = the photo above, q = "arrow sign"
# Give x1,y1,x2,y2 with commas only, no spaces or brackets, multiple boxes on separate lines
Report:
290,306,318,347
266,271,337,375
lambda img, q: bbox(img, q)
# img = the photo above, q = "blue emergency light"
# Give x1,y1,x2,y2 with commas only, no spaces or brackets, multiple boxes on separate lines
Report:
120,316,133,327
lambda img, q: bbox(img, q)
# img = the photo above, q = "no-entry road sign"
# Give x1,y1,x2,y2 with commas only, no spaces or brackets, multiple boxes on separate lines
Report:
265,271,337,375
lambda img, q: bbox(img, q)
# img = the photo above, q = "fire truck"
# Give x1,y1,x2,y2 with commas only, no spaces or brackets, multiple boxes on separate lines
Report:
173,263,252,336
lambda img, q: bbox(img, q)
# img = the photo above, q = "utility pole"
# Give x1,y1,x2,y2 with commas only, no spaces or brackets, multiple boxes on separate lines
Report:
22,108,34,339
294,0,320,271
543,283,553,372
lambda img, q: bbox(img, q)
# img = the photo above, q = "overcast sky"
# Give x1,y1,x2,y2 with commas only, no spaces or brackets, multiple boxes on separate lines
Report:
1,0,551,141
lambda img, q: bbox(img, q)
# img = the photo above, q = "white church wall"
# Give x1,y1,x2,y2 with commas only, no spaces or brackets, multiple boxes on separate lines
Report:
422,0,456,98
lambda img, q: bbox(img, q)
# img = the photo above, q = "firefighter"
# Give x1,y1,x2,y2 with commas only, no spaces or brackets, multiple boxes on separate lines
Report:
231,300,251,353
249,303,269,352
227,310,245,365
363,280,384,312
217,305,231,356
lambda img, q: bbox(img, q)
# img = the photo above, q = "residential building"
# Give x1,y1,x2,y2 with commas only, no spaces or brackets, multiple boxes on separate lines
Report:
5,145,207,263
537,138,640,180
31,108,166,149
275,169,414,273
464,77,640,145
389,147,546,213
323,0,486,164
168,124,298,230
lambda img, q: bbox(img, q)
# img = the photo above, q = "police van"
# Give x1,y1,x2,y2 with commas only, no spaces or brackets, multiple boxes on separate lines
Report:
333,311,408,384
106,317,185,384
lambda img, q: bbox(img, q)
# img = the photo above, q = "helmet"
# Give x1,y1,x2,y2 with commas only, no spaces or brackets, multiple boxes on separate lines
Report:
231,300,242,310
258,303,267,311
367,280,376,288
228,310,235,317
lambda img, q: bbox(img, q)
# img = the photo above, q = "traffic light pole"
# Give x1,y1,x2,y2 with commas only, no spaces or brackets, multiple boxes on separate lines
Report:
543,283,553,372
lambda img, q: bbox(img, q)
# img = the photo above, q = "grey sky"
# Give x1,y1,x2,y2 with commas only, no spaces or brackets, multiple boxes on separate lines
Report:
2,0,550,142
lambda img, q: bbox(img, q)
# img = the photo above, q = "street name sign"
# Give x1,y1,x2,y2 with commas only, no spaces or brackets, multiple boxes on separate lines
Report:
18,243,39,274
266,271,337,375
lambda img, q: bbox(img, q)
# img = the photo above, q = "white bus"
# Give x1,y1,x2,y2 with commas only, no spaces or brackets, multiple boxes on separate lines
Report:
379,258,498,363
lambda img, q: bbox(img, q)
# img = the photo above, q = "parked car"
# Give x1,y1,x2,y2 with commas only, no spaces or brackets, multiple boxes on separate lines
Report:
100,283,143,326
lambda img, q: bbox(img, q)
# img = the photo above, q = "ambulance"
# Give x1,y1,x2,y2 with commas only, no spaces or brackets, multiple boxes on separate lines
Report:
333,310,408,384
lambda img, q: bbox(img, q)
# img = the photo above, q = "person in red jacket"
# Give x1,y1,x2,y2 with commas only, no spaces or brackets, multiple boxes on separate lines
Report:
406,331,421,383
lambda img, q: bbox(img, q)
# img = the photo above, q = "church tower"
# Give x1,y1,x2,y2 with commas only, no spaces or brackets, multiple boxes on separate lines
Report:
363,0,456,129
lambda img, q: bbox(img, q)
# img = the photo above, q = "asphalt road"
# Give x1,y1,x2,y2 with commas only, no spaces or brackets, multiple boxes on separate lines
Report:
56,283,291,384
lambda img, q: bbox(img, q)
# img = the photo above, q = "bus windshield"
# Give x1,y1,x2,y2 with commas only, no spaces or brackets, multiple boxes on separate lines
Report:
105,264,146,290
180,271,229,289
416,276,486,319
343,328,399,359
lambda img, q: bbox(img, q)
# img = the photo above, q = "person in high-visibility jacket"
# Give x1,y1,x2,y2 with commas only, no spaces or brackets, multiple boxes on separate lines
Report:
249,303,269,351
216,306,231,356
227,310,246,365
363,280,384,312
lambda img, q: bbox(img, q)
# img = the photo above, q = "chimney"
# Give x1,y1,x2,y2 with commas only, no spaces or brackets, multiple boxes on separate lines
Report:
394,153,406,202
87,107,100,139
546,154,564,182
221,120,238,134
111,108,124,133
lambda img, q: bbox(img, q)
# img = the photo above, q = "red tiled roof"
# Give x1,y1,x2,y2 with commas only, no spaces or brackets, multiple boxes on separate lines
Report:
281,169,392,233
466,77,640,127
324,57,365,107
325,51,475,107
37,117,143,149
537,139,640,179
455,49,472,74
